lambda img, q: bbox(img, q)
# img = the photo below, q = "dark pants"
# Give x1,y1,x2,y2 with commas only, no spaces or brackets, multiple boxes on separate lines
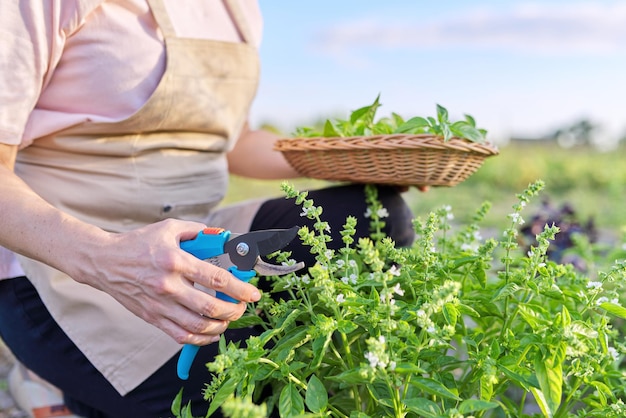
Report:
0,185,414,418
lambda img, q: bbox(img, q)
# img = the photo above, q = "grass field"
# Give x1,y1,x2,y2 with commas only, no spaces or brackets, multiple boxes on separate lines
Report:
224,142,626,245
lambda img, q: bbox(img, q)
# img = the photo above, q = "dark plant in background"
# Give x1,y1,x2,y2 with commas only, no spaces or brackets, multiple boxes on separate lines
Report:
519,198,597,272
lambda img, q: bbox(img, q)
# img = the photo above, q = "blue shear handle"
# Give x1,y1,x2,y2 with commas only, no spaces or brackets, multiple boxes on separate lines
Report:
180,229,230,260
177,267,257,380
177,345,199,380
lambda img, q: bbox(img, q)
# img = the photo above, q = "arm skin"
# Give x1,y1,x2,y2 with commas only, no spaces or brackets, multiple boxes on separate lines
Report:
0,143,261,346
227,122,300,179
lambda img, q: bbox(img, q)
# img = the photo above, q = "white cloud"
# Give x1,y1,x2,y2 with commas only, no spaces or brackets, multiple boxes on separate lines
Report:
313,2,626,57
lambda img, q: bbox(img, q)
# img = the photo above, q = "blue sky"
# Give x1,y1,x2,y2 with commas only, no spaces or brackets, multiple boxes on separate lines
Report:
249,1,626,146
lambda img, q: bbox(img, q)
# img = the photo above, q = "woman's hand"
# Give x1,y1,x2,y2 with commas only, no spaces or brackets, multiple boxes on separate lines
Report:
396,185,430,193
72,219,262,346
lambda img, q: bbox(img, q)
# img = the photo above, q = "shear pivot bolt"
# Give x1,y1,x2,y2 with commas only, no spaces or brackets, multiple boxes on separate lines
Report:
236,242,249,256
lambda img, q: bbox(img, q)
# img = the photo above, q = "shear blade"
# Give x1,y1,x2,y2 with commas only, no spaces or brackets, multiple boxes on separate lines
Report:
253,258,305,276
253,226,300,257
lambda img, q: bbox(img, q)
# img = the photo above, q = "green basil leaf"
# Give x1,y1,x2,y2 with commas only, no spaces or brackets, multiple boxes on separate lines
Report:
600,302,626,319
372,119,395,134
530,387,552,418
311,332,333,368
464,113,477,127
392,362,427,374
443,302,459,327
489,339,501,358
590,380,615,405
349,94,381,127
458,399,499,414
457,303,481,318
450,121,485,143
395,116,430,134
349,412,372,418
323,120,341,137
479,374,493,400
391,112,405,127
492,283,520,302
441,123,453,141
170,388,183,417
404,397,441,417
305,374,328,413
534,351,563,416
337,319,359,334
279,382,305,417
436,104,449,125
497,364,538,391
206,377,240,417
410,377,461,400
229,314,265,329
471,263,487,288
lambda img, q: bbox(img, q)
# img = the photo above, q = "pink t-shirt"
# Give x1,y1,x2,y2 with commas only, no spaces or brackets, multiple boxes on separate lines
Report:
0,0,263,279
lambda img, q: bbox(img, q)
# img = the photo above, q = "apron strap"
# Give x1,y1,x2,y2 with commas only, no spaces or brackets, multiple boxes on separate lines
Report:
147,0,254,44
146,0,177,39
223,0,255,44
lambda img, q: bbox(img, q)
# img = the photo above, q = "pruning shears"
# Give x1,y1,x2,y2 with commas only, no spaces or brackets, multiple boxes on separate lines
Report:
177,226,304,380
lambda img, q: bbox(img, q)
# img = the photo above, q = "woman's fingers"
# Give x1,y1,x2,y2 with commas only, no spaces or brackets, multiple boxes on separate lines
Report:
155,313,227,346
86,219,264,345
182,257,262,305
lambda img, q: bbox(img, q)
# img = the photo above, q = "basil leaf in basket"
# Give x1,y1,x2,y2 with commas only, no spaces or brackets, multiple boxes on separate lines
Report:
450,121,486,143
395,116,430,134
436,104,449,126
290,96,488,143
371,117,396,134
323,120,340,137
349,94,381,136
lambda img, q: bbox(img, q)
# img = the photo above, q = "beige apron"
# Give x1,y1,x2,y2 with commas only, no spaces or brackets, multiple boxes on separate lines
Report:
15,0,260,395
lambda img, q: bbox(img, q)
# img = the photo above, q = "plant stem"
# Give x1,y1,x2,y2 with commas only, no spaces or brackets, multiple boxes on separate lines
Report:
518,390,527,416
501,220,518,338
296,284,314,315
339,331,362,410
501,287,534,337
257,358,307,390
390,377,404,418
327,402,348,418
515,345,533,367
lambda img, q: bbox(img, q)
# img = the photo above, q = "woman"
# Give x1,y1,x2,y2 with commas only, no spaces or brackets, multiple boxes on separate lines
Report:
0,1,414,416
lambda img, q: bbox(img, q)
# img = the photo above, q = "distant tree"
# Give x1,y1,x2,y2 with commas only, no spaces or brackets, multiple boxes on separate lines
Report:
550,118,596,148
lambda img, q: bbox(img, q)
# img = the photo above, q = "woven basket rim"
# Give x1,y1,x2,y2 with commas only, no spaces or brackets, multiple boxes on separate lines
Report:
274,133,499,156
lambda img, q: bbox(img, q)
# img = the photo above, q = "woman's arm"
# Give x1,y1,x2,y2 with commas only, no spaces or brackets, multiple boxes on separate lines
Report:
227,122,300,179
0,143,259,345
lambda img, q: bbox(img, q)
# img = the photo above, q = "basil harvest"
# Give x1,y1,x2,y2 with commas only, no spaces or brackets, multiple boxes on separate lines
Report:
293,95,488,143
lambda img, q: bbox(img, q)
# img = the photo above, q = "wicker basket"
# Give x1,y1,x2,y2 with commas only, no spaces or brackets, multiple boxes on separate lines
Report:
274,134,499,187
